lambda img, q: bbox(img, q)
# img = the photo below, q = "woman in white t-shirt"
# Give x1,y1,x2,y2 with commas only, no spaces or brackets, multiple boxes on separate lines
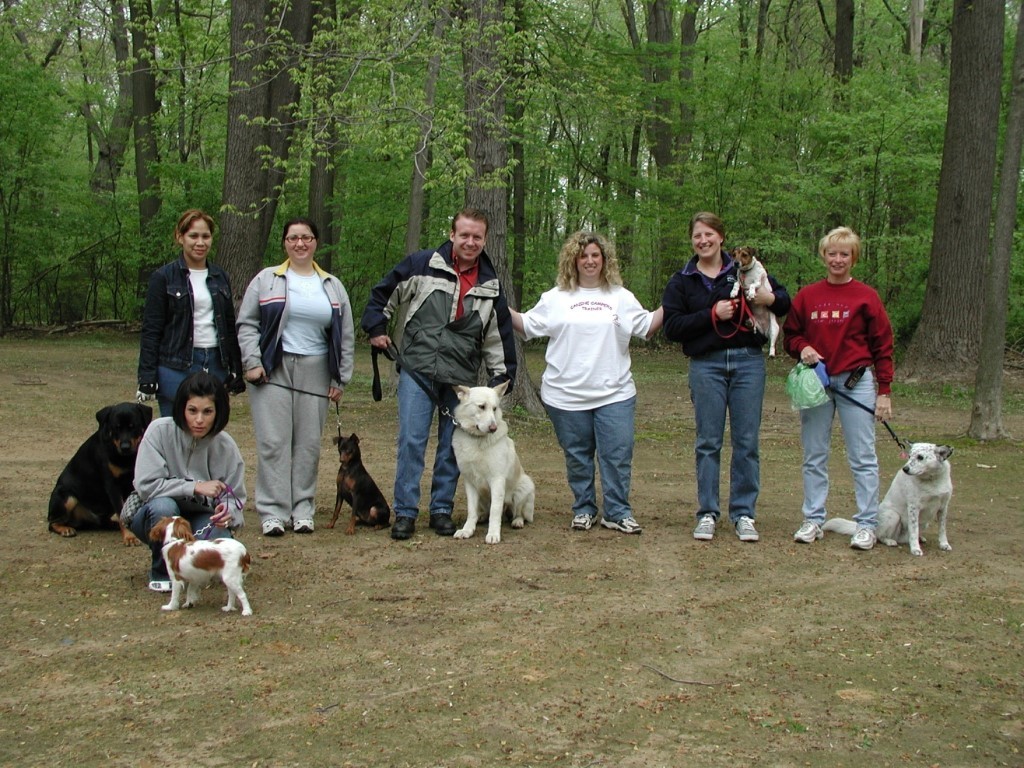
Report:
137,209,245,417
512,232,662,534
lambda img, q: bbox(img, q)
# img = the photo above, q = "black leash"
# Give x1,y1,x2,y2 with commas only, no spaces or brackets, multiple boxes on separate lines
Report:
252,377,342,440
371,343,459,424
828,386,909,454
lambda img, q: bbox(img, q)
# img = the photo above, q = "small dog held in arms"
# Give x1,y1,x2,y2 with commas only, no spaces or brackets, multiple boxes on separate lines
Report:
48,402,153,543
327,433,391,534
149,516,253,615
451,381,535,544
822,443,954,556
730,246,780,356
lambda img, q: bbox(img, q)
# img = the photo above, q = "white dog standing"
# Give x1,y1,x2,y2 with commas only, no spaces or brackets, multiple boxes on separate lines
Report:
451,381,535,544
822,443,953,556
730,246,780,356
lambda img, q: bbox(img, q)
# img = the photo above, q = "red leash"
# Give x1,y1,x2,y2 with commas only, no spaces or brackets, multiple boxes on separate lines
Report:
711,295,756,339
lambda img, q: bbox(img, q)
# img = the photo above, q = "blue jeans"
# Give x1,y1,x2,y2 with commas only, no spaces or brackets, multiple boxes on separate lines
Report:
156,347,228,417
130,496,232,581
799,368,879,529
393,369,460,520
545,397,637,523
688,347,766,524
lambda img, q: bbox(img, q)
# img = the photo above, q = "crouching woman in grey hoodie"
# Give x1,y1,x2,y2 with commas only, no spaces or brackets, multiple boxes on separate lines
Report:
129,371,246,593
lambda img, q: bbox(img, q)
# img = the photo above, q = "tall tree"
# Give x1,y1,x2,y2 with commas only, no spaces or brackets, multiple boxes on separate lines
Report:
902,0,1004,376
834,0,854,81
970,2,1024,440
128,0,161,237
219,0,314,295
460,0,541,412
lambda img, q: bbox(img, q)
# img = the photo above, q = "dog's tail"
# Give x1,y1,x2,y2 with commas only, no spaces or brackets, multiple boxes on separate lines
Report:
821,518,858,536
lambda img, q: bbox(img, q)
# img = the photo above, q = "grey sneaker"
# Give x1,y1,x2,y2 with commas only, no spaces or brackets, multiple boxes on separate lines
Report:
600,516,642,534
850,527,877,550
693,514,716,541
735,516,759,542
571,513,595,531
293,519,314,534
793,521,823,543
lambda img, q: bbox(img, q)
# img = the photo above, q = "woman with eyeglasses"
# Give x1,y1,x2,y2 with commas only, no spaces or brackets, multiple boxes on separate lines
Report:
137,209,246,417
236,218,355,537
130,371,247,593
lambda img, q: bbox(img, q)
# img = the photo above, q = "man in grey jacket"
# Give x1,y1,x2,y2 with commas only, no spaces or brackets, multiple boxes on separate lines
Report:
361,208,517,540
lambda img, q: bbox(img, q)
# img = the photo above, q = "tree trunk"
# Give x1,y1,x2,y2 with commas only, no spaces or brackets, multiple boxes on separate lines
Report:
128,0,162,238
969,4,1024,440
834,0,854,82
308,0,339,274
84,0,133,194
405,5,449,256
909,0,925,60
461,0,542,415
219,1,313,296
903,1,1004,377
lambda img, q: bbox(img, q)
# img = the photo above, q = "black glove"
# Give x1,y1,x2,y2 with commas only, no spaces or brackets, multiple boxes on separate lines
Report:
136,382,158,403
226,374,246,395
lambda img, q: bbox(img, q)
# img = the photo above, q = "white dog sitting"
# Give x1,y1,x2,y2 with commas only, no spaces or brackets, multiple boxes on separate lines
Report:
730,246,780,356
451,381,536,544
822,443,954,556
149,516,253,615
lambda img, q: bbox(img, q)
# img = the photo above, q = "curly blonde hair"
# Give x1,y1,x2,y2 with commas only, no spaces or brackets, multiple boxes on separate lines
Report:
556,231,623,291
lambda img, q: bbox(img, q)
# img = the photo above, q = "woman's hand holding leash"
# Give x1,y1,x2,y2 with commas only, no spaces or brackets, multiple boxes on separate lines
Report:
245,366,268,385
875,394,892,421
714,299,737,321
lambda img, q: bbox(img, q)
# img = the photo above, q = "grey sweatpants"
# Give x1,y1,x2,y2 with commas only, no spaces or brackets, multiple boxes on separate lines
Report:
250,352,330,525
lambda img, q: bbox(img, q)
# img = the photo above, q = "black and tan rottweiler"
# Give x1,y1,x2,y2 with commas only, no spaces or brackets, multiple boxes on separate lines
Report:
327,433,391,535
48,402,152,544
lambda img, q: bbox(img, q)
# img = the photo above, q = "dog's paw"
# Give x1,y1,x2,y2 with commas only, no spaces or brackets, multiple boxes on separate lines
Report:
511,518,525,529
940,542,952,552
484,532,501,544
241,608,253,617
222,605,235,613
453,529,473,540
910,547,924,556
881,537,898,547
161,604,176,612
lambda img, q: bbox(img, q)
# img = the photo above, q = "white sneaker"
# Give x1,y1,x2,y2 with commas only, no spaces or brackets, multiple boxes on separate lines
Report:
734,516,759,542
793,521,823,543
693,514,716,541
293,519,314,534
262,519,285,537
600,516,642,534
570,513,595,531
850,527,876,550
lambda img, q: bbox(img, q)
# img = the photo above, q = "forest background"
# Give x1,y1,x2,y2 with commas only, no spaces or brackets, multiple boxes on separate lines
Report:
1,0,1022,435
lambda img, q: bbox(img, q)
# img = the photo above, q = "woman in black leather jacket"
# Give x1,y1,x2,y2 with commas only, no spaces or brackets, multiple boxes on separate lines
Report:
137,209,244,417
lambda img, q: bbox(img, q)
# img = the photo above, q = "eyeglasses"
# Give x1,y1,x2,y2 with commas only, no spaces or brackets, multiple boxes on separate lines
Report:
285,234,316,244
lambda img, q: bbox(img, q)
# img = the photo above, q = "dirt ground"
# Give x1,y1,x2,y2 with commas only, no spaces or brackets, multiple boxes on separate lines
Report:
0,333,1022,768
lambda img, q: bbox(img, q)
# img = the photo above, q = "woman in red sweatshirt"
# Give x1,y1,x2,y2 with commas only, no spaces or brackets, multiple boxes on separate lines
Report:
783,226,894,551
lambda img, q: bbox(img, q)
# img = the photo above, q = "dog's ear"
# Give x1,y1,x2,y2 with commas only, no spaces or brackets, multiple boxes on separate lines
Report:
350,433,360,444
492,380,510,398
96,405,112,427
938,445,954,461
455,385,471,401
149,517,168,543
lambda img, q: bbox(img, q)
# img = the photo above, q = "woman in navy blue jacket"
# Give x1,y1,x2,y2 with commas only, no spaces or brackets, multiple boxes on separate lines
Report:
662,212,789,543
137,209,244,417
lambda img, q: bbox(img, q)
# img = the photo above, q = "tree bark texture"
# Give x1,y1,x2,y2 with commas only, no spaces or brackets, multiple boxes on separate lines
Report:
903,0,1004,377
969,2,1024,440
461,0,542,414
128,0,162,237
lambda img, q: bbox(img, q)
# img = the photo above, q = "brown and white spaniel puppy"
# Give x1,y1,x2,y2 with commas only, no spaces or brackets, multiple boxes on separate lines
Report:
148,516,253,616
